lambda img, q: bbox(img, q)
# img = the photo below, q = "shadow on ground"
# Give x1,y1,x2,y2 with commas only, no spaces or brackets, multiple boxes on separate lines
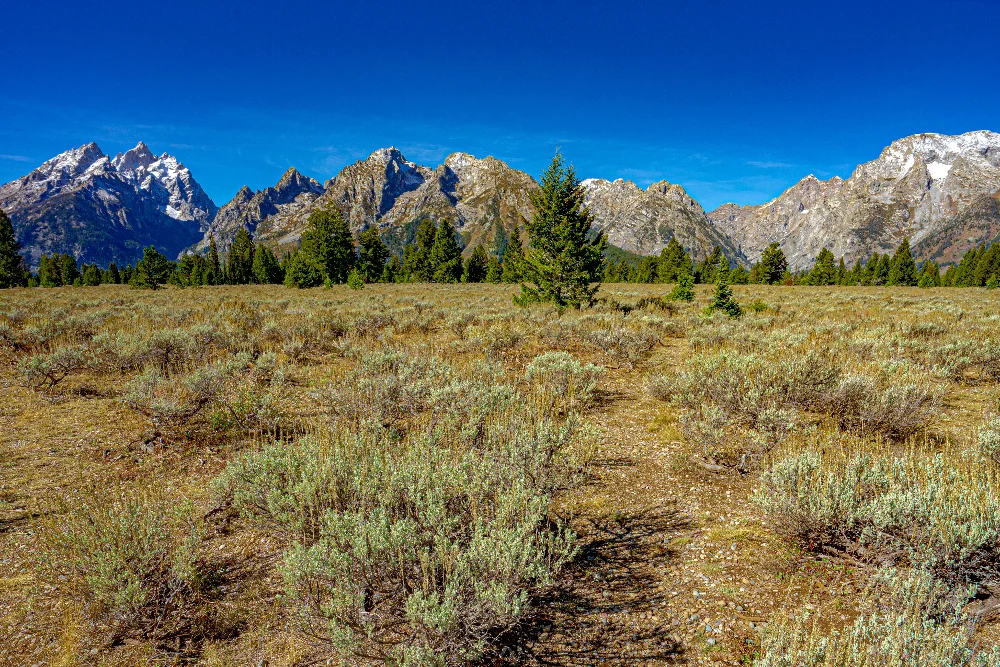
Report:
494,504,691,665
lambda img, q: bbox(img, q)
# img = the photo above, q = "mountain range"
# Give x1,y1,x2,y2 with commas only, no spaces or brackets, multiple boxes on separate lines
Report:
2,131,999,272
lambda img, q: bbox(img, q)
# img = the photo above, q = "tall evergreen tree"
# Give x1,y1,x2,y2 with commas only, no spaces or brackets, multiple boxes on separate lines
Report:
429,219,463,283
656,237,692,283
131,246,171,289
357,226,390,282
918,260,940,288
105,262,121,285
501,226,525,283
696,246,725,284
82,264,102,286
0,209,26,288
207,235,223,285
485,255,501,283
491,223,509,260
887,238,918,286
462,244,489,283
38,255,59,287
60,254,81,286
294,205,356,285
227,227,256,284
252,245,283,284
516,153,605,308
404,218,438,281
759,242,788,285
382,255,402,283
973,243,1000,287
809,247,837,285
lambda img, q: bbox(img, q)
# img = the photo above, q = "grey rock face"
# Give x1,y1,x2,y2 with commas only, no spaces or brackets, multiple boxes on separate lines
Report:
0,142,215,269
202,148,727,259
580,178,743,261
708,131,1000,269
192,167,324,254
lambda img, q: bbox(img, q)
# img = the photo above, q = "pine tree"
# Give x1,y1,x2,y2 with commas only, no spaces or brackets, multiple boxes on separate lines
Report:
0,209,26,288
252,245,283,284
517,153,606,308
918,260,939,288
696,246,725,284
382,255,402,283
667,271,695,301
656,237,692,283
485,256,501,283
295,205,355,285
501,226,525,283
463,244,489,283
228,227,256,284
973,243,1000,287
357,226,389,282
846,259,862,286
60,254,81,286
941,265,957,287
491,224,509,261
809,248,837,285
759,242,788,285
887,238,918,286
347,268,365,290
707,273,742,318
82,264,102,286
38,255,59,287
208,236,222,285
429,219,463,283
406,218,438,281
131,246,170,289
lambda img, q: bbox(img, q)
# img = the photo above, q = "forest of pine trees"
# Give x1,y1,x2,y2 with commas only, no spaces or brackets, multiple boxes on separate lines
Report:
2,200,999,291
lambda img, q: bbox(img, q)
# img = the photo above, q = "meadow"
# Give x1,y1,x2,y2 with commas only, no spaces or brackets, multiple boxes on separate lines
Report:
2,282,1000,666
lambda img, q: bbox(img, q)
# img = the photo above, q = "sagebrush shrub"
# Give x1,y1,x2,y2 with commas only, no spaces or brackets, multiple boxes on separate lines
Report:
16,344,92,389
756,568,1000,666
757,450,1000,583
825,374,939,440
652,350,840,467
37,490,202,635
979,414,1000,464
216,411,582,665
525,351,603,409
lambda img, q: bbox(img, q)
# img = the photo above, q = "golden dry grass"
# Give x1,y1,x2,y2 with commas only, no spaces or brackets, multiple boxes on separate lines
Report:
1,282,999,666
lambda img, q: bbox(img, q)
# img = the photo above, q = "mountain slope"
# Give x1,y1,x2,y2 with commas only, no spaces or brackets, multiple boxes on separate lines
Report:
913,189,1000,265
708,131,1000,269
192,168,324,254
581,178,742,261
0,142,215,268
200,149,732,261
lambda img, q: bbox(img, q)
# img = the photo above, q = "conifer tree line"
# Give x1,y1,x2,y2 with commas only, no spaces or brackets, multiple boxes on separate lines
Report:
2,194,999,291
602,235,1000,289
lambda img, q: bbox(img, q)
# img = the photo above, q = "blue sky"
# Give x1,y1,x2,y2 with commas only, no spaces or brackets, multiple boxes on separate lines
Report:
2,0,998,211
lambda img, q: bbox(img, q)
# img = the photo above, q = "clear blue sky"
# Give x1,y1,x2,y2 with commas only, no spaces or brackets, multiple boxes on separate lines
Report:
2,0,998,211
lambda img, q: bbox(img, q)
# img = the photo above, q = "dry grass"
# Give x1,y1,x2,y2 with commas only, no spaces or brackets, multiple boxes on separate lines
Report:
1,283,1000,665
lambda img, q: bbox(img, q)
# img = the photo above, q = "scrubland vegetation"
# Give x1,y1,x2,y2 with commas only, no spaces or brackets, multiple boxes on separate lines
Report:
0,281,999,666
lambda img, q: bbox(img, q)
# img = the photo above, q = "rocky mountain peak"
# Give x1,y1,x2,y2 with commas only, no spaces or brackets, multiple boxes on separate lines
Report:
275,167,322,196
233,185,255,202
34,142,107,182
111,141,157,175
708,130,1000,270
580,176,740,260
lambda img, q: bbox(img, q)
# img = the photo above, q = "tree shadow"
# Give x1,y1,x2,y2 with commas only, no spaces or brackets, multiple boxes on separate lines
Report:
492,504,691,665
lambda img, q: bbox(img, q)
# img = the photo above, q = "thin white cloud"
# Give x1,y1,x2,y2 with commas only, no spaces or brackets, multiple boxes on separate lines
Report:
747,160,796,169
0,154,31,162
